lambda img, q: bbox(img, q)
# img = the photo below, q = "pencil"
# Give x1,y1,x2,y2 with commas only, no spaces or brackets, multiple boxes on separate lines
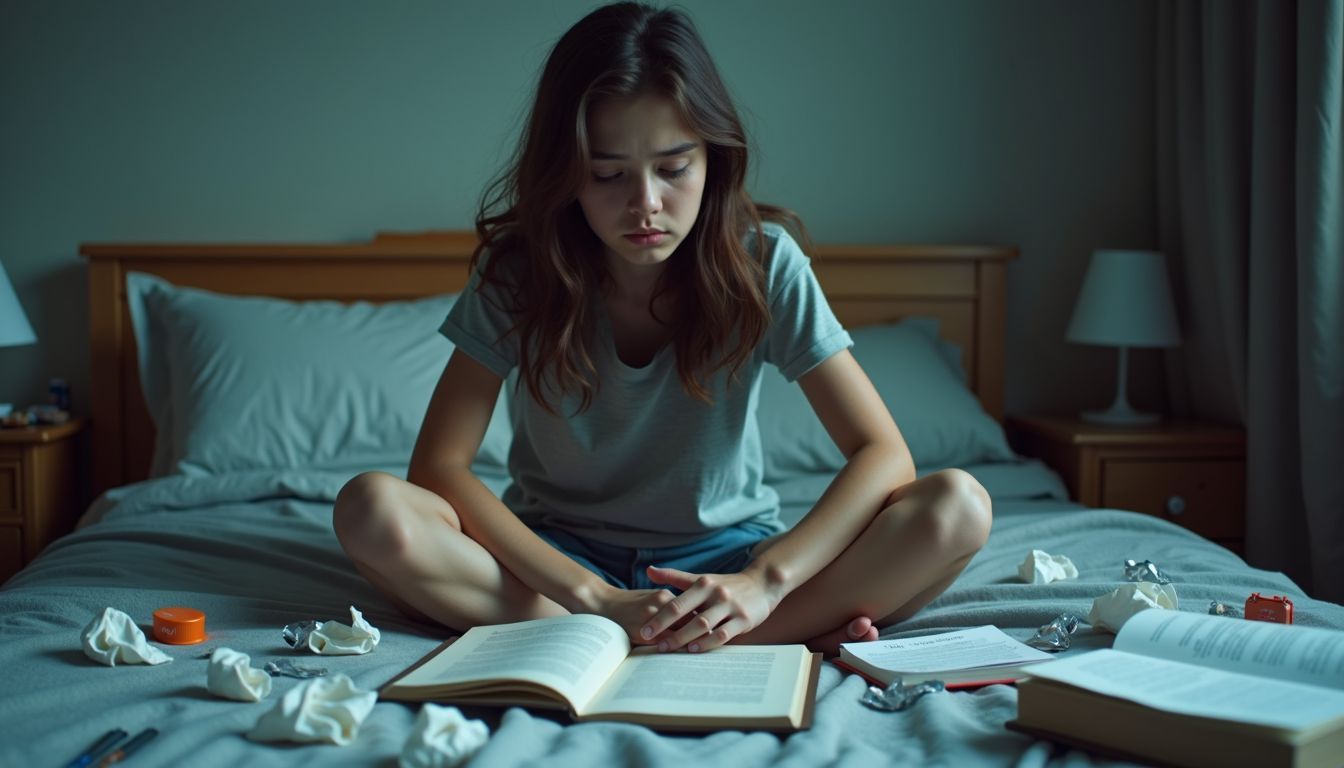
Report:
96,728,158,766
66,728,127,768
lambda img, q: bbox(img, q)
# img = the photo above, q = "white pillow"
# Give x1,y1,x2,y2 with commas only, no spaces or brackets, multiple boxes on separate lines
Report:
126,273,510,477
757,317,1014,480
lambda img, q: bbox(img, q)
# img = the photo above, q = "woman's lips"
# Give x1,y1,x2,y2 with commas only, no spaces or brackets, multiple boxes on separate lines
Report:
623,231,668,246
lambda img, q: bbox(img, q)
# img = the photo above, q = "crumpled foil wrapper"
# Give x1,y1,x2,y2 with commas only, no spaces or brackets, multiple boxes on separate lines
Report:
265,659,329,679
860,678,945,711
1026,612,1082,651
1209,600,1241,618
1123,559,1172,585
283,620,322,650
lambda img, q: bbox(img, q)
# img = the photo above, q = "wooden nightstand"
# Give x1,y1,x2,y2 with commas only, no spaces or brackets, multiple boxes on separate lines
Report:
1005,414,1246,553
0,418,87,583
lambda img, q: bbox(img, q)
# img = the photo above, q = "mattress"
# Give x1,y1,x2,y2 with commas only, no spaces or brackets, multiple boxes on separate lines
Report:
2,458,1338,766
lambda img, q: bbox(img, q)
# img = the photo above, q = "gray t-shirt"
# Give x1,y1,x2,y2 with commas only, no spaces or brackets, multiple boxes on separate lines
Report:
440,222,852,547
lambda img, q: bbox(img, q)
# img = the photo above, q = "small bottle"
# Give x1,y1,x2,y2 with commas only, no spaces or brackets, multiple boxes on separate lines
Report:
48,378,70,411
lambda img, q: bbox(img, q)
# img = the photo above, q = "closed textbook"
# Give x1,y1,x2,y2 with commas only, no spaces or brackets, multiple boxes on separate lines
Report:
378,613,820,733
1009,609,1344,768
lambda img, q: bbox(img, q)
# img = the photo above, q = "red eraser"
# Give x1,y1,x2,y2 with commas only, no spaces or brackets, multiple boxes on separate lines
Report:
1245,593,1293,624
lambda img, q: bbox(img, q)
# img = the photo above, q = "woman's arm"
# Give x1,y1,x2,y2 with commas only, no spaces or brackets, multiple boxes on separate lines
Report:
744,347,914,591
643,348,913,649
408,350,623,617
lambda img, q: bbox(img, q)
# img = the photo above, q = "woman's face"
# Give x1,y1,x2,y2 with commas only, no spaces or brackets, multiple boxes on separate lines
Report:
577,92,708,271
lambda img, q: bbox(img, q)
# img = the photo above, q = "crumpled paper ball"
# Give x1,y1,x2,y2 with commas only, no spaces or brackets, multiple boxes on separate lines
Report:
247,674,376,745
307,606,381,655
207,647,272,702
1088,582,1180,633
81,607,172,666
1017,549,1079,584
399,703,491,768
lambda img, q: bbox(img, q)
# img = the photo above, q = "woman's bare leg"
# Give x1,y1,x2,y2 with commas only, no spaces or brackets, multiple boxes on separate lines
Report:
739,468,992,655
332,471,567,629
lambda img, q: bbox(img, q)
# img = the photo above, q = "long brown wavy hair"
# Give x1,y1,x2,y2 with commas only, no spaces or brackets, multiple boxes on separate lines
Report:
473,2,807,414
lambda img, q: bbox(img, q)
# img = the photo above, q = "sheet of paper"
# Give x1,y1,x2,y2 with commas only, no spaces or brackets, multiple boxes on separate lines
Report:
841,625,1053,673
1026,648,1344,731
1115,608,1344,690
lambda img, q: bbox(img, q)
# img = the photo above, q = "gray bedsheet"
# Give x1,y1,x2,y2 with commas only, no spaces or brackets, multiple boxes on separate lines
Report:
2,462,1341,767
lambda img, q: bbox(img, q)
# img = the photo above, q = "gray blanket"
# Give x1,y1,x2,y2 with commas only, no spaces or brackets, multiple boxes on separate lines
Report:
2,462,1340,767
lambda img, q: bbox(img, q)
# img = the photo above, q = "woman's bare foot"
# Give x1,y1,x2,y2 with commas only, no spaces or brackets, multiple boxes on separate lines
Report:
805,616,878,657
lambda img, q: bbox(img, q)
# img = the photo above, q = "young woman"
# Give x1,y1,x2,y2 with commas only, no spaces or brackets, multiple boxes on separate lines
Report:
333,2,991,656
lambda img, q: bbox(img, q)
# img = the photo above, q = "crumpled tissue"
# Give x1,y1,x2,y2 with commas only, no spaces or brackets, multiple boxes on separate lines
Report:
303,606,381,655
1088,582,1179,633
207,648,272,702
81,607,172,666
399,704,491,768
247,674,376,745
1017,549,1079,584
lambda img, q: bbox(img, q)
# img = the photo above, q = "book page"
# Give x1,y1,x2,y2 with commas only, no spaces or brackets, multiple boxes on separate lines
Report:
841,625,1053,673
1115,609,1344,689
1027,649,1344,731
582,645,810,719
392,614,631,711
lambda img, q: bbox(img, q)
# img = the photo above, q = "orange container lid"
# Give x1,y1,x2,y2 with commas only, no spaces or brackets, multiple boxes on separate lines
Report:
152,606,207,645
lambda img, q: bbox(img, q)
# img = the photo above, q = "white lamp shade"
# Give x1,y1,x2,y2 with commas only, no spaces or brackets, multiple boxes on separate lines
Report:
1066,249,1181,348
0,260,37,348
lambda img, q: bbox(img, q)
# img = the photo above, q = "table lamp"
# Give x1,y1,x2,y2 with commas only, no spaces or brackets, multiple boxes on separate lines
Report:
1066,249,1181,425
1,259,37,418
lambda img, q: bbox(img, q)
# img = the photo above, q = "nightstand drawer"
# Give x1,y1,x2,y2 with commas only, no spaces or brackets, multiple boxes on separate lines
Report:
1,525,22,583
0,420,87,576
1100,459,1245,539
0,458,19,523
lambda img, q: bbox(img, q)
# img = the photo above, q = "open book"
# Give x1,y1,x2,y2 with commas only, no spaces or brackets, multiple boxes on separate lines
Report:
379,613,821,732
836,625,1056,689
1010,609,1344,768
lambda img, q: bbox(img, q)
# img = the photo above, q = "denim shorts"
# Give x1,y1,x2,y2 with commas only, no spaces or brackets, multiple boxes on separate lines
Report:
531,521,777,591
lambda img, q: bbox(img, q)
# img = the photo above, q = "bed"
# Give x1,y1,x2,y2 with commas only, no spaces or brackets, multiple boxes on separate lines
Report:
0,230,1339,766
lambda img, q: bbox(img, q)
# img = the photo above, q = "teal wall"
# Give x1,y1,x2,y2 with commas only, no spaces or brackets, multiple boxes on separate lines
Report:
0,0,1159,418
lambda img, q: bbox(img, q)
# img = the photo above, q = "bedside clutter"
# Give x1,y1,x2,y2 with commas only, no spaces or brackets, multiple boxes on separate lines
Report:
1,404,72,428
1006,414,1246,554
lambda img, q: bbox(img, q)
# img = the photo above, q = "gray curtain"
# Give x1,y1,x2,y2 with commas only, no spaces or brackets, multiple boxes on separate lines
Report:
1157,0,1343,603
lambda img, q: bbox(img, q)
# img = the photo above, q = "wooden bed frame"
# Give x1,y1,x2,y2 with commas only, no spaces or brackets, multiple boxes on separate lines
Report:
81,232,1016,499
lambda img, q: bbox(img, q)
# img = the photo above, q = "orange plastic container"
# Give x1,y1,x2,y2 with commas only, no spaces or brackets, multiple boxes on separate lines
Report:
152,606,207,644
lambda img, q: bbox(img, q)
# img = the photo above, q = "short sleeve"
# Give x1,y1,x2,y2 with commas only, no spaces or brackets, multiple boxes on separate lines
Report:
439,255,519,378
760,227,853,381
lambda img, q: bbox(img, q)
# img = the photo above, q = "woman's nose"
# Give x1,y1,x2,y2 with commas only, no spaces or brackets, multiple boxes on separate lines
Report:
628,173,661,215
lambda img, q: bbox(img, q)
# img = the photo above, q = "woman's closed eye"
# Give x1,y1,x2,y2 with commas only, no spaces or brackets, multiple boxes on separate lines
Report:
592,165,691,183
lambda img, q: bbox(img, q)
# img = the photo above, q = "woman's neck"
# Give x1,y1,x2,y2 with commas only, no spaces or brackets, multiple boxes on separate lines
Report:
603,270,675,368
604,252,668,311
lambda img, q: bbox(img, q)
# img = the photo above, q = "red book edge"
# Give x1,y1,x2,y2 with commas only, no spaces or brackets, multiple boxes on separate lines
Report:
831,658,1020,691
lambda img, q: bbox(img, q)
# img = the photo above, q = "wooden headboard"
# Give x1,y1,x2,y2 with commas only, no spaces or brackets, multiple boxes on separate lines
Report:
81,232,1016,498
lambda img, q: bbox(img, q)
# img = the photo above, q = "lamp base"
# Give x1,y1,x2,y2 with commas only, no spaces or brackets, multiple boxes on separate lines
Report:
1081,345,1164,426
1081,406,1162,426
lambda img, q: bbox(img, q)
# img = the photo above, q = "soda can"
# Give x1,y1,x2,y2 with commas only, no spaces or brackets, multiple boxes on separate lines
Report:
48,378,70,411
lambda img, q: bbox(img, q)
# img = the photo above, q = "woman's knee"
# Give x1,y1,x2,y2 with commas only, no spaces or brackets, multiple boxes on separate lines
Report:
884,468,992,555
930,468,992,552
332,472,423,557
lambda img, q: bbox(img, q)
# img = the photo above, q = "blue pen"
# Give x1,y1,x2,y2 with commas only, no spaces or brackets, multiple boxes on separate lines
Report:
66,728,127,768
97,728,158,766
